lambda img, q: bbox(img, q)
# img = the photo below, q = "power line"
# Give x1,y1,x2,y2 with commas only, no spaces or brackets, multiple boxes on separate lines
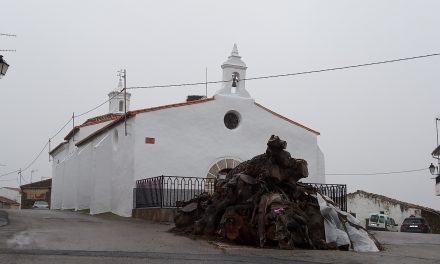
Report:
0,170,20,178
0,177,17,182
50,117,72,140
74,89,124,118
0,33,17,37
22,141,49,173
126,52,440,90
2,52,439,183
326,168,427,176
0,49,16,52
128,80,226,90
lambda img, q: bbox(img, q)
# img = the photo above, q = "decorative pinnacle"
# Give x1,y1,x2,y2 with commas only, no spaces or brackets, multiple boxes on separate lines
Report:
231,43,240,57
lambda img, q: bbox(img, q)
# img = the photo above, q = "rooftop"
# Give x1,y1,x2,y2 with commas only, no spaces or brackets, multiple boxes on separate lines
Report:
74,97,320,147
348,190,440,215
0,196,19,205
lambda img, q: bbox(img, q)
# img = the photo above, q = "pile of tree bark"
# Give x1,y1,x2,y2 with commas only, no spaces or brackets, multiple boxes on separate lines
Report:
173,135,381,251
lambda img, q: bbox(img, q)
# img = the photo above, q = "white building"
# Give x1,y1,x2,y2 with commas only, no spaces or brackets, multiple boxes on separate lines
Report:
50,45,325,217
0,187,21,208
347,190,440,230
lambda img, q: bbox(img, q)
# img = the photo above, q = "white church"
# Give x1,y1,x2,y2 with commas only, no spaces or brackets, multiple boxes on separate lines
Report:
50,45,325,217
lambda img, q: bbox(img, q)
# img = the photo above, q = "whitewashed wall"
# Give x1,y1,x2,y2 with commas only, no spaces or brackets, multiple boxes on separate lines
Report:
51,119,134,216
51,95,324,217
133,95,324,184
347,193,422,228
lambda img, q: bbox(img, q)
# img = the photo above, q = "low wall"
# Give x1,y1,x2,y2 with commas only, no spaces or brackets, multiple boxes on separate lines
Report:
132,208,177,223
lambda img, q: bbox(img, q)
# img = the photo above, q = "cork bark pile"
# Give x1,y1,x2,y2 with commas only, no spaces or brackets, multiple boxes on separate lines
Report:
173,135,381,251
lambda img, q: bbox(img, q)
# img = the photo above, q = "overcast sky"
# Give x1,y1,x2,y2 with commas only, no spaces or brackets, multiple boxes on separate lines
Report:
1,0,440,210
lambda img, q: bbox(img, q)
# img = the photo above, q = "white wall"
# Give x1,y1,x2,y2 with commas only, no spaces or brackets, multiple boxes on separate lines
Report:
133,95,324,184
51,95,324,217
347,193,422,228
51,120,134,216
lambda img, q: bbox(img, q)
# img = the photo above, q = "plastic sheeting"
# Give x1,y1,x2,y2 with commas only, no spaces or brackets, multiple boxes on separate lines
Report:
317,193,379,252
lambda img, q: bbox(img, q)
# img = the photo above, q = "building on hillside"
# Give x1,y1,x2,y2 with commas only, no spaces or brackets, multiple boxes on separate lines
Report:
0,196,20,209
50,44,325,217
20,179,52,209
0,187,21,204
347,190,440,233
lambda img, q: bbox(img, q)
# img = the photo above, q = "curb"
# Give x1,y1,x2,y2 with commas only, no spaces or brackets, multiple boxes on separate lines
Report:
0,210,9,227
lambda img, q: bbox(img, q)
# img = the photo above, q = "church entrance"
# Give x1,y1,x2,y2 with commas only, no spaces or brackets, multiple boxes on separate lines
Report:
205,158,241,193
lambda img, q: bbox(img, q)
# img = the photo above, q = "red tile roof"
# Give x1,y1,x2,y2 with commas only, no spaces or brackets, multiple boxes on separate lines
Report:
80,113,123,127
64,113,122,141
254,103,320,135
348,190,440,215
129,97,215,115
75,98,215,146
74,97,320,147
0,196,19,205
3,187,20,192
49,141,69,156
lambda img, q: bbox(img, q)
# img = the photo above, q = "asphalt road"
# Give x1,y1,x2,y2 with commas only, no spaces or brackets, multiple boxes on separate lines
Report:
0,209,439,264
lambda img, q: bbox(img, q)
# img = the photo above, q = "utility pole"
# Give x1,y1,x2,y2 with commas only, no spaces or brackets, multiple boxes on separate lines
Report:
18,168,22,186
205,67,208,97
123,69,127,136
72,112,76,141
48,138,51,162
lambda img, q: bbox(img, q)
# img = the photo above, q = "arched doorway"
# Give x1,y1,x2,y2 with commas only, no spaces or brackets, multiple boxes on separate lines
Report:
205,158,241,193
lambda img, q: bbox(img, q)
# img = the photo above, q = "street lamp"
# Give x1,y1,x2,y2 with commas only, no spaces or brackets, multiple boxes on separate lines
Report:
0,55,9,78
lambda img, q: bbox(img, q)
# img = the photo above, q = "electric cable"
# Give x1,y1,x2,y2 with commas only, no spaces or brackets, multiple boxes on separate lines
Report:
2,52,439,182
0,170,20,178
126,52,440,90
74,89,124,118
326,168,427,176
50,117,73,140
21,141,50,173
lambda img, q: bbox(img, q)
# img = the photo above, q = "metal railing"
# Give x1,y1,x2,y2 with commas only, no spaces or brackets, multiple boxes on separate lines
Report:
306,183,347,211
134,176,215,208
134,176,347,211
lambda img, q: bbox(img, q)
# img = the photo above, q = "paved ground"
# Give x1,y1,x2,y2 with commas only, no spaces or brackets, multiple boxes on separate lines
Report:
0,209,439,264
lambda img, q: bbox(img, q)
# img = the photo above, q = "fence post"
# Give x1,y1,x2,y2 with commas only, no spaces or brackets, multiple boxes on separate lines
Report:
160,175,164,208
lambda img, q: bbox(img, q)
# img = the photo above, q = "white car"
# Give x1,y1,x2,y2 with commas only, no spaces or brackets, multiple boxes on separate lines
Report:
32,201,49,209
367,213,399,232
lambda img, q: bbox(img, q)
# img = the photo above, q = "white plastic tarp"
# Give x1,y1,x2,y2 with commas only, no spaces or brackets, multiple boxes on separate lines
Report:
317,193,379,252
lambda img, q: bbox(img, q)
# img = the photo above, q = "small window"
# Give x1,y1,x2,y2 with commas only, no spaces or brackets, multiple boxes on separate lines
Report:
224,111,240,130
379,216,385,223
119,100,124,112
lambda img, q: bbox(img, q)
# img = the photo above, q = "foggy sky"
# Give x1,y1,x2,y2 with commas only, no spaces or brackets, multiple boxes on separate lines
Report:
1,0,440,210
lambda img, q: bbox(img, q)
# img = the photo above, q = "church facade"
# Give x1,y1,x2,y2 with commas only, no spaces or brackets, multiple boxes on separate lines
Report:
50,45,325,217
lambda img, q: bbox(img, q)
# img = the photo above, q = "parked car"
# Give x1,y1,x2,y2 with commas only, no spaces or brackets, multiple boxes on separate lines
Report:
32,200,49,209
367,213,399,232
400,216,431,233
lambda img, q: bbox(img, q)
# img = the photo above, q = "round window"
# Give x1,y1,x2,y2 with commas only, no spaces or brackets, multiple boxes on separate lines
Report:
224,111,240,129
